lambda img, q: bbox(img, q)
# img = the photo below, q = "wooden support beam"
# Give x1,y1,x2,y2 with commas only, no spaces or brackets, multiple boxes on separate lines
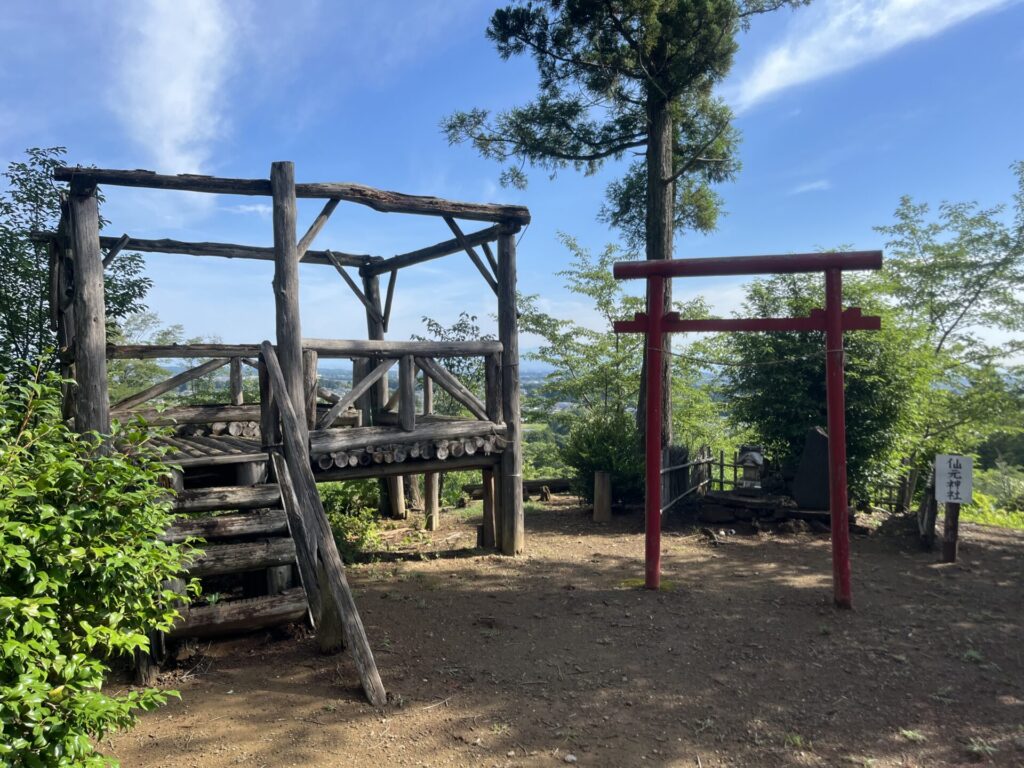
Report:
362,224,502,276
316,358,395,430
54,166,531,225
481,241,499,277
382,269,397,333
485,352,502,423
270,453,323,626
482,468,497,548
399,355,415,432
310,419,505,455
316,454,500,483
444,216,498,295
271,161,307,447
112,357,229,411
303,349,319,431
497,227,525,555
301,339,502,357
261,341,387,706
102,233,130,268
46,233,370,268
325,251,384,325
297,198,340,259
229,357,244,406
113,403,260,425
69,189,110,434
414,357,488,421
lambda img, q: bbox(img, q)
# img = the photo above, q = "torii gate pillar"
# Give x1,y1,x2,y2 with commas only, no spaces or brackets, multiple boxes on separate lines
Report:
613,251,883,608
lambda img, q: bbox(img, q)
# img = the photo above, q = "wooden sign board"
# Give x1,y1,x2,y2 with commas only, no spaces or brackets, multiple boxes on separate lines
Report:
935,454,972,505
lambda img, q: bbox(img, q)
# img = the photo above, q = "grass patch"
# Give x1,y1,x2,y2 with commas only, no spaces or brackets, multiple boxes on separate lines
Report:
959,505,1024,530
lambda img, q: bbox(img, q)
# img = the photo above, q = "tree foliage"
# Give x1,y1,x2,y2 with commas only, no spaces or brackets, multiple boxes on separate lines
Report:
722,274,932,502
0,148,151,377
0,368,195,766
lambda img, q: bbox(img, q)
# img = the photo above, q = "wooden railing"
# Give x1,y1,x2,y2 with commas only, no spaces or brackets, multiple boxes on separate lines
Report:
105,339,503,439
661,445,714,514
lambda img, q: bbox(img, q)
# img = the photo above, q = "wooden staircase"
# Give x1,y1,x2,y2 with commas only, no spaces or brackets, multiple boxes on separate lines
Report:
160,471,311,640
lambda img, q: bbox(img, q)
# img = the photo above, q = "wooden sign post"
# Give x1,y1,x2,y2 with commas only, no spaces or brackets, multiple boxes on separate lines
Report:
936,454,972,563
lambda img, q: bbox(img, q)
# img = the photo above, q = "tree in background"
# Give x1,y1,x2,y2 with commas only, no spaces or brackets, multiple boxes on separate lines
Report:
723,274,933,504
521,236,734,499
875,161,1024,479
444,0,806,447
0,147,151,377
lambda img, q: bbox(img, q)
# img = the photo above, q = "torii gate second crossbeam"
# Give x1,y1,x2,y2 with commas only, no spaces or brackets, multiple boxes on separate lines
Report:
612,251,883,608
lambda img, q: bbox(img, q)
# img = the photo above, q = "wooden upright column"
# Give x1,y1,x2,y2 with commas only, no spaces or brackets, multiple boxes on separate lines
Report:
68,187,110,435
271,161,307,447
497,225,524,554
361,272,406,519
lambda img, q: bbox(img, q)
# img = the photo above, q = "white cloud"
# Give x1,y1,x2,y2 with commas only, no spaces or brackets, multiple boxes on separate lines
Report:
224,203,274,219
110,0,236,172
730,0,1015,112
790,179,832,194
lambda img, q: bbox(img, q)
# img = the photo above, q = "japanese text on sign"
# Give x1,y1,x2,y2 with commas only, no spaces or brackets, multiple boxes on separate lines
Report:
935,454,972,504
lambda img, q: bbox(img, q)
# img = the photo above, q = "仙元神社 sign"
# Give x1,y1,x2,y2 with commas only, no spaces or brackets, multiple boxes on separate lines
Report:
935,454,973,505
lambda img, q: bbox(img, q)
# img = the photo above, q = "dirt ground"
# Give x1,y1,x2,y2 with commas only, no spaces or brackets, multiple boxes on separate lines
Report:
106,498,1024,767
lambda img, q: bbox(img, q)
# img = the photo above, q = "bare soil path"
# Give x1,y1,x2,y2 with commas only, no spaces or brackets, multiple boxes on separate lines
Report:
107,498,1024,767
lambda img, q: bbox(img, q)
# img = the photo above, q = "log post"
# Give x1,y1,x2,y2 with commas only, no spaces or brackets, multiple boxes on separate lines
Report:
593,471,612,523
361,272,405,519
398,354,415,432
497,225,524,554
942,502,961,563
481,468,497,547
68,188,110,434
230,357,244,406
303,349,319,431
485,352,502,423
271,161,306,447
422,374,440,530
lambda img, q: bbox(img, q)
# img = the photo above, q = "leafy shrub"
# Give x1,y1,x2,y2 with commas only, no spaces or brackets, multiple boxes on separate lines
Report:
319,481,382,561
0,370,193,766
961,490,1024,530
560,409,643,503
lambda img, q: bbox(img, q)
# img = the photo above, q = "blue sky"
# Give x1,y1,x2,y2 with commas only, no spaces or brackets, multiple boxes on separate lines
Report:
2,0,1022,353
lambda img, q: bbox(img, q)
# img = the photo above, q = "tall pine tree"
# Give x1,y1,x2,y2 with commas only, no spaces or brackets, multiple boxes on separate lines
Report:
443,0,806,446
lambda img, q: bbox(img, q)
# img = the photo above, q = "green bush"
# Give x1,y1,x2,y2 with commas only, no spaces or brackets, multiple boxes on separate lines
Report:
560,409,643,503
961,490,1024,530
0,370,194,766
319,481,382,562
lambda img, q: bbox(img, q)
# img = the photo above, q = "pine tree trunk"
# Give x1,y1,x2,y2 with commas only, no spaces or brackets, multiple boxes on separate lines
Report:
637,95,674,449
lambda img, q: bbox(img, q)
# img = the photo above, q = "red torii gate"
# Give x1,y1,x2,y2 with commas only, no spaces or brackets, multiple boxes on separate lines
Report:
612,251,883,608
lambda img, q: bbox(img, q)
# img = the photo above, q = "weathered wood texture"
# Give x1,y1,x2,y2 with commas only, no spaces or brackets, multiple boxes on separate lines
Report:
172,484,282,514
399,355,415,432
161,508,288,543
297,198,340,259
303,349,318,430
497,229,525,554
54,167,530,225
229,358,244,406
112,357,229,411
261,341,387,706
185,538,296,578
271,161,307,447
316,359,395,430
414,357,488,421
169,587,307,639
444,216,498,294
362,224,502,276
316,454,499,484
303,339,502,357
593,471,612,523
114,403,261,425
69,190,110,434
309,419,505,455
424,472,440,531
270,453,323,625
481,468,497,548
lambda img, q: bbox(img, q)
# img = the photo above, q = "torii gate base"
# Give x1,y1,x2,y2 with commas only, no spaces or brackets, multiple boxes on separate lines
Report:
613,251,883,608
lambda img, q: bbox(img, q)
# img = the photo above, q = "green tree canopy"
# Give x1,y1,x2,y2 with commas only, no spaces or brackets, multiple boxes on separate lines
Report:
0,147,151,376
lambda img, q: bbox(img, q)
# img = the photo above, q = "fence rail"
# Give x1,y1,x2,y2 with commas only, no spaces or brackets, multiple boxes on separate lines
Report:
660,445,714,514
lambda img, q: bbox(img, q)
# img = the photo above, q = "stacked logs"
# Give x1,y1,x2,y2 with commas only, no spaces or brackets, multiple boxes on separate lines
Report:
178,421,260,438
315,434,504,471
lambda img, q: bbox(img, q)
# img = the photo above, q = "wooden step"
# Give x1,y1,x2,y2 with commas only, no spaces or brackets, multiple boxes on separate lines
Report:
173,484,281,513
161,508,288,543
185,538,296,577
169,587,307,639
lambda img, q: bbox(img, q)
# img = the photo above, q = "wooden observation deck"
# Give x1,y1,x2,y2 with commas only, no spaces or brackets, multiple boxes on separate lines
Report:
36,161,529,705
